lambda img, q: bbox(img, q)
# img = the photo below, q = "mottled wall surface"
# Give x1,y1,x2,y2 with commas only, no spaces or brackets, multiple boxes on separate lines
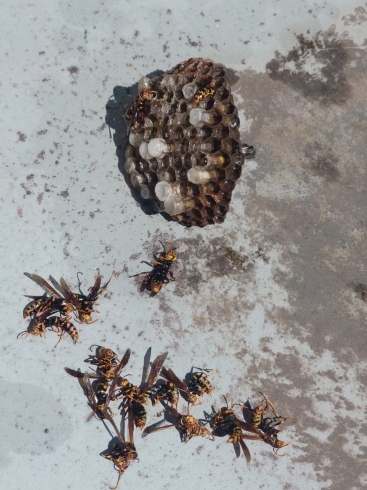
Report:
0,1,366,489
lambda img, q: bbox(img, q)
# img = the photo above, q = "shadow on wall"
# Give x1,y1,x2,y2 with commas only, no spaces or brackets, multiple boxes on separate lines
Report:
105,70,172,221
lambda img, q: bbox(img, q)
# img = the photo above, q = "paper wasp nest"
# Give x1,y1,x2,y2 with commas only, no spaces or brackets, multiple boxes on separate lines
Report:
124,58,251,227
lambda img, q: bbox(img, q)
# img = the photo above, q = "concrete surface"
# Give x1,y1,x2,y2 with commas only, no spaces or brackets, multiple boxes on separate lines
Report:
0,1,366,489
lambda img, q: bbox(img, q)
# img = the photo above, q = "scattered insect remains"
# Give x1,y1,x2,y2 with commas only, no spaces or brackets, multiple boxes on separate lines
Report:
64,347,293,487
18,271,113,346
131,242,178,295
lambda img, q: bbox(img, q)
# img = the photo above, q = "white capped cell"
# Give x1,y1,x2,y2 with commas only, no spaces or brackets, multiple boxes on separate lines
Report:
187,167,211,184
129,131,143,147
148,138,171,158
139,141,153,160
155,181,174,201
138,77,151,92
182,81,197,100
189,108,207,127
164,196,186,215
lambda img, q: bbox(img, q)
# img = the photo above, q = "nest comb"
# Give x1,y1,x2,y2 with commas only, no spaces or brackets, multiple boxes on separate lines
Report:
123,58,254,227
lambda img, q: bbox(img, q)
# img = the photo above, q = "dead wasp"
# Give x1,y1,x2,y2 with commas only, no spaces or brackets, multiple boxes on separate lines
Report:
65,348,131,419
101,403,138,490
45,315,78,348
18,295,77,347
194,87,216,105
143,402,214,443
49,270,114,324
161,366,213,405
242,393,293,455
85,345,120,380
207,398,262,464
23,273,74,317
102,441,138,490
23,294,49,319
149,380,179,407
133,242,178,295
244,392,282,430
125,88,163,134
107,351,168,430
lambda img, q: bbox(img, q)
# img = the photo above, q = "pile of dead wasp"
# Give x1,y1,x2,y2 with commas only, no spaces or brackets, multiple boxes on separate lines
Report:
18,245,292,489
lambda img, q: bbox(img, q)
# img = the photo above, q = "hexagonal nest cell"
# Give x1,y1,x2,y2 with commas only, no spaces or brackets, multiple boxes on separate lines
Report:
123,58,254,227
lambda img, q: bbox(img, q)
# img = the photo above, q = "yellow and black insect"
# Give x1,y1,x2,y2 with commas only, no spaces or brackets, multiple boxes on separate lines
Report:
65,348,131,419
102,441,138,490
46,315,78,347
85,345,120,379
194,87,216,105
143,403,214,443
109,351,168,430
18,294,76,347
242,393,293,455
208,399,262,464
102,403,138,490
49,270,114,324
23,273,74,318
161,366,213,405
149,380,179,406
133,242,178,296
125,89,163,134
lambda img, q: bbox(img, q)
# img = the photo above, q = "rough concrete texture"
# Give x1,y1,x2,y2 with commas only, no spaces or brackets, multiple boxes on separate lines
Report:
0,1,366,490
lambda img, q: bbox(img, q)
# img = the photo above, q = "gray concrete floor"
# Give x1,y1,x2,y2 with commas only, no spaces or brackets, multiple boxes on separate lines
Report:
0,1,366,489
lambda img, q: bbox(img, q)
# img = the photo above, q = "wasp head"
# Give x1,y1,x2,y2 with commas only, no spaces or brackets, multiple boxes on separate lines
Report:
79,311,91,323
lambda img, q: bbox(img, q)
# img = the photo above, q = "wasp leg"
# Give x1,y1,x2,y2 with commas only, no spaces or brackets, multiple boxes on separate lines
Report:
168,271,178,282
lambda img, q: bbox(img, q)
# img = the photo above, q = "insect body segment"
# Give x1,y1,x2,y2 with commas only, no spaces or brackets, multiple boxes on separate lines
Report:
194,87,216,105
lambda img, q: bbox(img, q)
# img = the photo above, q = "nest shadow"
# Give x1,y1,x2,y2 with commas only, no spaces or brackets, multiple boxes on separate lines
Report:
105,71,172,220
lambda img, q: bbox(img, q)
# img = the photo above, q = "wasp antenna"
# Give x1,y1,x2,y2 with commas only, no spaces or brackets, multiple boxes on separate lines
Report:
158,240,166,252
77,271,84,290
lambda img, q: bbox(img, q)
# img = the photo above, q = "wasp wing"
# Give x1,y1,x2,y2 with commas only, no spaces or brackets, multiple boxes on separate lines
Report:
161,366,190,396
64,367,101,379
239,438,251,464
24,273,63,298
144,352,168,390
142,420,174,438
105,349,132,407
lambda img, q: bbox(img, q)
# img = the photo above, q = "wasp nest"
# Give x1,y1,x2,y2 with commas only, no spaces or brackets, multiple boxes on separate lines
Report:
124,58,253,227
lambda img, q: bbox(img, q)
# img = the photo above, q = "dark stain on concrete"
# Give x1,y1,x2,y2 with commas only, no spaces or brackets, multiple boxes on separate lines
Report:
303,141,340,181
229,22,367,490
266,26,355,105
